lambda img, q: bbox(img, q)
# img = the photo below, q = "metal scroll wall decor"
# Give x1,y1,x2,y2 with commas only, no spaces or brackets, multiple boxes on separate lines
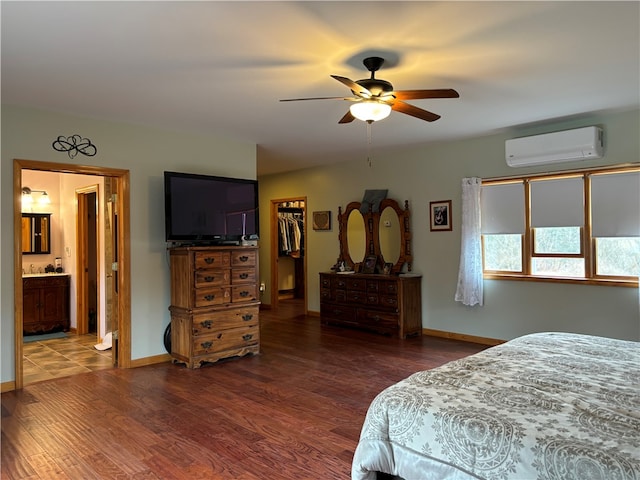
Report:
52,134,97,158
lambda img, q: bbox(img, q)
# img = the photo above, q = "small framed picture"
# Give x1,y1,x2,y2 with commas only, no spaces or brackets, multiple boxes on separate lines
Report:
430,200,452,231
382,262,393,275
362,255,378,274
312,210,331,231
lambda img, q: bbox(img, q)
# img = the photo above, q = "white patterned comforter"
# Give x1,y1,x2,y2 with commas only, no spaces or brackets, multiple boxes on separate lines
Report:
352,332,640,480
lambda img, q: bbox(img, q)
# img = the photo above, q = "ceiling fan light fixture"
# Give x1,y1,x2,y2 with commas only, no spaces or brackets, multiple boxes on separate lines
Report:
350,101,392,123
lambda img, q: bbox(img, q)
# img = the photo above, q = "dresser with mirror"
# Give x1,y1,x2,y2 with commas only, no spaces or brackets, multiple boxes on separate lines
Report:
319,197,422,338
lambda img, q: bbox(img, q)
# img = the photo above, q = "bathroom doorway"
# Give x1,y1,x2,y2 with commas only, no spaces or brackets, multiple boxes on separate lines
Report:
14,159,131,390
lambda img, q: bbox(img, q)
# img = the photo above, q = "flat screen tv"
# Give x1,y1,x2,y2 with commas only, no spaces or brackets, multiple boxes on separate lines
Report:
164,171,259,245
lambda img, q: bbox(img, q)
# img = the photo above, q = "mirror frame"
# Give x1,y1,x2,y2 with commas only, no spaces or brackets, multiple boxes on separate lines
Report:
338,198,412,274
22,213,51,255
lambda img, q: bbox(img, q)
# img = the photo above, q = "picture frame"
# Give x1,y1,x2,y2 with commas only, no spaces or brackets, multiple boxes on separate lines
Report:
362,255,378,274
382,262,393,275
429,200,452,231
312,210,331,231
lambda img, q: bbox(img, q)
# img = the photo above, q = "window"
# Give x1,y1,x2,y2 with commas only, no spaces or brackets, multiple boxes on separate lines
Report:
481,166,639,286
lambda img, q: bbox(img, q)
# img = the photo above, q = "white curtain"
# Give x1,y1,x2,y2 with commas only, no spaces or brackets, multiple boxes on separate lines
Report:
454,177,483,306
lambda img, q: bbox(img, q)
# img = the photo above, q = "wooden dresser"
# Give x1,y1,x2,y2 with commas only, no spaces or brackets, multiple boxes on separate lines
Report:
169,245,260,368
319,272,422,339
23,274,70,335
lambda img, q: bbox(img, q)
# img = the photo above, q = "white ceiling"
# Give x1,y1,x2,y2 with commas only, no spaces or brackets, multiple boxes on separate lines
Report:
2,1,638,176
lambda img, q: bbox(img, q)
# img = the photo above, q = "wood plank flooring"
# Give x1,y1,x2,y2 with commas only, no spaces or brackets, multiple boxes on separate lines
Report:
2,300,487,479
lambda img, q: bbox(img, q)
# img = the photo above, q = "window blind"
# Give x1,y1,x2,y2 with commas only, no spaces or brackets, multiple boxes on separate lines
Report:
591,171,640,237
530,177,584,227
481,182,524,234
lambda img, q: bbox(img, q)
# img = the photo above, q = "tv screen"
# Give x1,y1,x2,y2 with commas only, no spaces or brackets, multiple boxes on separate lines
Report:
164,171,259,244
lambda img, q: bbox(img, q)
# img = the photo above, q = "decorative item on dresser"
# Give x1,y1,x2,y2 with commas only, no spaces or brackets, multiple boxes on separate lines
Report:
22,274,70,335
320,196,422,338
168,246,260,369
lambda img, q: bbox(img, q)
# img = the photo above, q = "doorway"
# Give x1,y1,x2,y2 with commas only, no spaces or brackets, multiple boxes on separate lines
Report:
14,159,131,390
270,197,307,312
77,187,99,338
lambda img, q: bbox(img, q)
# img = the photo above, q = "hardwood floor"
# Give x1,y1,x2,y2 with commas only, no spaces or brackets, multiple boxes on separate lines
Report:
2,300,487,479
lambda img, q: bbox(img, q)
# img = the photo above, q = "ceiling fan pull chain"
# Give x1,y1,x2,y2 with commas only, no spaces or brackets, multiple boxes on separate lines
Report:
366,122,373,167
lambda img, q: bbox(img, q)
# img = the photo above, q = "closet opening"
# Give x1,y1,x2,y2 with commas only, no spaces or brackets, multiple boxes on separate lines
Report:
270,197,307,313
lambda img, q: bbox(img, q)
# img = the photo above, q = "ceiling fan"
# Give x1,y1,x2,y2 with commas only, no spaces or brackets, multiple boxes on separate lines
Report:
280,56,459,124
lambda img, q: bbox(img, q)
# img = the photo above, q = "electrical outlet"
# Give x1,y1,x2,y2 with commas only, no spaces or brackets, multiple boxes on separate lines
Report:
65,246,71,257
259,282,265,293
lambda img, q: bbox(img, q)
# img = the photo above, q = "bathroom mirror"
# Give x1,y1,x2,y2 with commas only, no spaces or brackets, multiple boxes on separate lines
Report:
338,198,412,273
22,213,51,255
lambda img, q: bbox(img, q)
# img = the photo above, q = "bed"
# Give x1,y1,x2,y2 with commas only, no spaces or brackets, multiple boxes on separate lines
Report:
352,332,640,480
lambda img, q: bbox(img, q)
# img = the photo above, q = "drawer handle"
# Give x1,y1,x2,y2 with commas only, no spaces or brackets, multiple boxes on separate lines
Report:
239,272,249,279
204,276,215,282
201,341,213,349
204,257,215,264
239,291,250,297
242,334,253,341
238,255,249,262
242,314,253,321
200,320,213,329
372,315,380,322
204,294,215,301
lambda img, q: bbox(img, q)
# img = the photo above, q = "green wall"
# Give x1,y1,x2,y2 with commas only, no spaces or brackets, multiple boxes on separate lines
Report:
258,108,640,342
1,105,256,384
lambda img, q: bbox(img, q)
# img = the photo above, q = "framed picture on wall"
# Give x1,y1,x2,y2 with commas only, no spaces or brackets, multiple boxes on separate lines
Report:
312,210,331,230
429,200,452,231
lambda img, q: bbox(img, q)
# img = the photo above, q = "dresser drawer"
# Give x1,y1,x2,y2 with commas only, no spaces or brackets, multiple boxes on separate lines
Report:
320,275,331,289
346,289,367,303
231,268,256,284
194,287,230,307
231,250,256,267
378,281,398,295
195,251,230,269
232,284,258,303
320,303,356,322
379,295,399,309
320,288,332,302
191,306,259,335
357,309,399,330
345,278,366,291
193,325,259,356
195,269,230,288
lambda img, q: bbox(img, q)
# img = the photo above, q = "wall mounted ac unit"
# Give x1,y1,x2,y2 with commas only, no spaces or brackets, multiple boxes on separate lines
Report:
505,126,604,167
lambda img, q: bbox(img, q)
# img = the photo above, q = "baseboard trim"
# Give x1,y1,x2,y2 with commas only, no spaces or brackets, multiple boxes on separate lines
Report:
423,328,504,346
1,380,16,393
130,353,172,368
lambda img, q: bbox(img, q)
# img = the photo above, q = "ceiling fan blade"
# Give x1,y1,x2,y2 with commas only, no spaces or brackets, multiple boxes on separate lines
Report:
331,75,372,98
393,89,459,100
280,96,351,102
392,101,441,122
338,110,355,124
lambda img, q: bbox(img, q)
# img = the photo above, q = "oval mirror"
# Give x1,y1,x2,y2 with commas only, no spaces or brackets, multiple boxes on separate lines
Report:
379,206,401,265
346,208,366,265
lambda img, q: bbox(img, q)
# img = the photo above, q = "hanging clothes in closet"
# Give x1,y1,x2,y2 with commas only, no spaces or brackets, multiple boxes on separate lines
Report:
278,208,304,259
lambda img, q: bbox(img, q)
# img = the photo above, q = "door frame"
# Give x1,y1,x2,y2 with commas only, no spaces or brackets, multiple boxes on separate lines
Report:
270,197,307,312
13,159,132,390
76,185,100,338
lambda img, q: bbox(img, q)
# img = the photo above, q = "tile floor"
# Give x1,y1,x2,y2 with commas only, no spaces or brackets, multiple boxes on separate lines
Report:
22,333,114,385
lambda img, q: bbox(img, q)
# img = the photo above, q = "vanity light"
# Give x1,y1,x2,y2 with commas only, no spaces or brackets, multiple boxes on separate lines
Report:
350,101,392,123
22,187,51,206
